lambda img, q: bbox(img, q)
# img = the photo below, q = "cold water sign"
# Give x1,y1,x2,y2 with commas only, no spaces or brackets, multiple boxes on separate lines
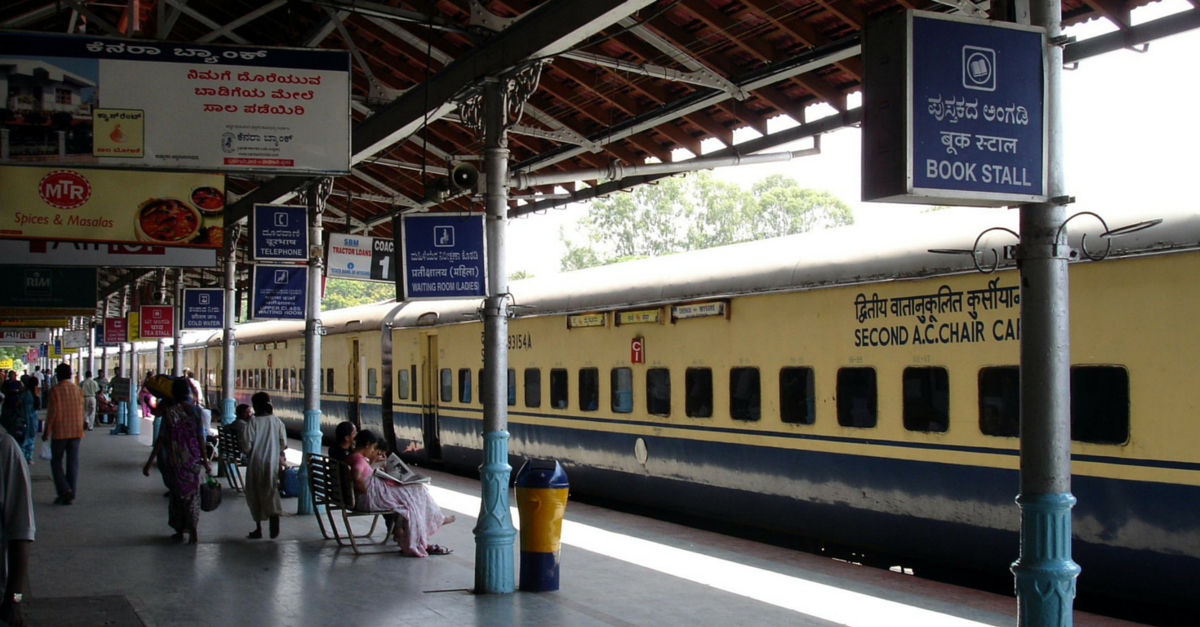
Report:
400,213,485,300
253,204,308,261
182,288,225,329
252,265,307,320
862,11,1046,206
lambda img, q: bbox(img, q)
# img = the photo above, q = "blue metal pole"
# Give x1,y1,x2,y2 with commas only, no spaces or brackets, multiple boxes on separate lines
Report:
126,373,140,436
221,244,238,427
297,180,328,516
1013,1,1080,624
474,80,516,594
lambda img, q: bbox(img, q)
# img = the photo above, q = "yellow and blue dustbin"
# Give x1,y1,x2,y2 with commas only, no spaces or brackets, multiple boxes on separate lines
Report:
515,459,569,591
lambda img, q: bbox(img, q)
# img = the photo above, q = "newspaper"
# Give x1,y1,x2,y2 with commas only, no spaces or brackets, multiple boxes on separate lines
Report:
374,453,430,485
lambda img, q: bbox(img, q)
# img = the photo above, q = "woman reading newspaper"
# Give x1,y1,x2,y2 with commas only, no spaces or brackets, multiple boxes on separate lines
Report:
345,430,455,556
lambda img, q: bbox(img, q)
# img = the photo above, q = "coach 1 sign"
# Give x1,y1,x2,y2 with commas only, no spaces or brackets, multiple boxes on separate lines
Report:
862,11,1046,206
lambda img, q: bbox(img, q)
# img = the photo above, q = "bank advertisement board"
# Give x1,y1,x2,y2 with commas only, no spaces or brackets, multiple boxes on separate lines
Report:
399,213,486,300
0,31,350,174
0,267,96,316
251,265,307,320
0,330,49,344
0,167,225,247
862,11,1046,206
327,233,395,282
182,288,225,330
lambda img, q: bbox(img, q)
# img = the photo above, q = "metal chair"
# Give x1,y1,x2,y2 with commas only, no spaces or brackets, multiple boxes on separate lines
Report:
217,426,244,493
308,455,397,554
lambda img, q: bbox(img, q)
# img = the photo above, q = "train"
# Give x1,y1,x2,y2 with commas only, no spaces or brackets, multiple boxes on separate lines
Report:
109,205,1200,610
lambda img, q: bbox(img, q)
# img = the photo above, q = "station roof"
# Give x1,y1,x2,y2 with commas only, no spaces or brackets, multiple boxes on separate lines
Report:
2,0,1197,312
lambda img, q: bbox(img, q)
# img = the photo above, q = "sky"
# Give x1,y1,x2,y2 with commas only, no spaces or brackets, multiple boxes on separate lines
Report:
504,0,1200,278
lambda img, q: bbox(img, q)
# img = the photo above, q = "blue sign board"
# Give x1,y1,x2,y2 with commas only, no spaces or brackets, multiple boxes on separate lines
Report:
182,288,225,330
253,204,308,262
400,213,486,300
911,13,1045,203
251,265,308,320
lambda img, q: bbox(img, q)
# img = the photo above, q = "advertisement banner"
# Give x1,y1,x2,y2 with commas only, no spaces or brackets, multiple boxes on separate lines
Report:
0,330,49,344
62,328,88,348
0,267,96,315
0,318,68,328
0,167,224,248
328,233,395,282
182,288,225,330
0,32,350,175
26,349,39,363
0,359,13,370
0,240,218,267
400,213,486,300
252,204,308,261
139,305,174,338
127,312,145,342
251,265,307,320
103,317,127,345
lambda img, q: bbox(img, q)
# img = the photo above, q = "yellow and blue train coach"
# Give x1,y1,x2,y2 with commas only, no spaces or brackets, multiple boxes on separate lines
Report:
385,206,1200,608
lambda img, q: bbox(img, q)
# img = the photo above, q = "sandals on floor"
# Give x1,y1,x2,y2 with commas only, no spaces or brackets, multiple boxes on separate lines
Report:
426,544,453,556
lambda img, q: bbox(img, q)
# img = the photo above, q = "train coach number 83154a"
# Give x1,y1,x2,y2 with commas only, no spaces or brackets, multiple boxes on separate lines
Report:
478,332,534,350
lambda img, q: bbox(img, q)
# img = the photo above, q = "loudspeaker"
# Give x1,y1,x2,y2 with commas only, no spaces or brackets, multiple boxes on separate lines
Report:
450,162,479,190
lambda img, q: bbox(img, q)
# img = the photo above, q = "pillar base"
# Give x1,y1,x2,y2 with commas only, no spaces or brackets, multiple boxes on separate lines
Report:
474,430,516,594
221,397,236,426
1012,492,1081,627
297,409,322,515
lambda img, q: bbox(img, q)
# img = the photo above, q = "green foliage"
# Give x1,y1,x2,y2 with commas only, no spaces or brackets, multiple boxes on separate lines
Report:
322,278,395,311
509,270,534,281
562,171,853,270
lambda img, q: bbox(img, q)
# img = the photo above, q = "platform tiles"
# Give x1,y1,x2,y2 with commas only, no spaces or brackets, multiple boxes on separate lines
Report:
16,419,1144,627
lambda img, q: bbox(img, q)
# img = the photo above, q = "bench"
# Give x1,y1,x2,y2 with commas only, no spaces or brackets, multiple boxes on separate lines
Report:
307,455,399,555
216,426,245,493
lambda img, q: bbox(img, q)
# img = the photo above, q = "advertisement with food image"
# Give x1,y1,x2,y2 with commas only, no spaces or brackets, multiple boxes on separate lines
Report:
0,165,224,248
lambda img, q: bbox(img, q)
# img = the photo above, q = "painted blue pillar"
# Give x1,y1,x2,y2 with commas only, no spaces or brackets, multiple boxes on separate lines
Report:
114,400,128,435
126,377,140,436
296,179,328,516
475,430,515,593
222,240,238,428
1013,494,1080,625
221,398,236,426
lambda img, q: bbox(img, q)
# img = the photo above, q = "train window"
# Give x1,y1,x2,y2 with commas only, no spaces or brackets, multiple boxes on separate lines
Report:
903,367,949,433
779,367,815,425
550,369,568,409
525,369,542,408
836,368,877,428
1071,366,1129,445
326,368,335,394
506,365,516,405
440,369,452,403
459,369,471,403
397,370,410,400
729,367,761,422
646,368,670,417
685,368,713,418
979,367,1019,437
611,368,633,413
368,368,378,397
579,368,599,412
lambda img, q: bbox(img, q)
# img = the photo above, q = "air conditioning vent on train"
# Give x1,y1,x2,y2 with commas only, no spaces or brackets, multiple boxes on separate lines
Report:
417,312,439,326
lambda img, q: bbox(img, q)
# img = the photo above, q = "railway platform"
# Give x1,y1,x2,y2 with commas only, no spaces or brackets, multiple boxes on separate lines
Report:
17,415,1145,627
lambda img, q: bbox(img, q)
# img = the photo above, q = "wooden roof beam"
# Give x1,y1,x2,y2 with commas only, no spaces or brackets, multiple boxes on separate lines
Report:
1082,0,1132,28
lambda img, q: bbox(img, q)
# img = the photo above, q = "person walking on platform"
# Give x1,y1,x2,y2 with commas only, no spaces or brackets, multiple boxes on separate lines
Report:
80,371,99,431
0,417,35,627
19,371,38,413
0,374,34,465
43,364,84,505
142,378,211,544
240,392,287,539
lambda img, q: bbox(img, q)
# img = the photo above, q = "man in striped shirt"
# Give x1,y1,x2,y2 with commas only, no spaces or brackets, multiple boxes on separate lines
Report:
44,364,84,505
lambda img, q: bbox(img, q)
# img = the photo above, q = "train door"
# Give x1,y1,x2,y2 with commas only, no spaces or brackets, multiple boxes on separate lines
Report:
348,337,361,428
420,332,442,460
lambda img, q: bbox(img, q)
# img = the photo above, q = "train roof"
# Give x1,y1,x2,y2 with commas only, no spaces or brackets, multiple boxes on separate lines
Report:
231,205,1200,341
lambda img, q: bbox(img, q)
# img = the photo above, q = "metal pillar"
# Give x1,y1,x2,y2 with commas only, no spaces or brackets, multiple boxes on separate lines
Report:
86,324,95,378
474,79,517,594
298,179,330,516
1012,1,1080,625
221,236,238,426
173,272,183,377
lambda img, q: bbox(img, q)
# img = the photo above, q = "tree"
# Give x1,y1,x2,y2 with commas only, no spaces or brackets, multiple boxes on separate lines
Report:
509,270,534,281
321,278,395,311
561,171,853,270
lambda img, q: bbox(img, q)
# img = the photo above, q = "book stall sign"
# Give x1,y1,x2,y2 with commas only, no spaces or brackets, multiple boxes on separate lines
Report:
182,288,225,330
0,32,350,175
103,317,127,345
862,11,1046,206
399,213,486,300
251,265,308,320
253,204,308,262
139,305,174,338
0,167,225,248
0,267,96,316
0,330,50,344
327,233,395,282
0,240,217,267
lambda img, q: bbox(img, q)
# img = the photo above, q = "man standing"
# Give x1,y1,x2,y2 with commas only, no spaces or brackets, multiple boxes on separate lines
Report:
0,417,35,627
44,364,84,505
239,392,287,539
19,371,37,412
80,371,99,431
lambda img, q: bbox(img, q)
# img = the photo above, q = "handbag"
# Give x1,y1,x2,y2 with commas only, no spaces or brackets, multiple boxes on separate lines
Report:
200,475,222,512
38,439,52,461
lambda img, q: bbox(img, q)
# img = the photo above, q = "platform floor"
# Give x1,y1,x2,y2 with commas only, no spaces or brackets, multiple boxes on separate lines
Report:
18,415,1146,627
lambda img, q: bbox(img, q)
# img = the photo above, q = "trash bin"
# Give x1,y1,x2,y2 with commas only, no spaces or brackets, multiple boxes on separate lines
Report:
515,459,569,592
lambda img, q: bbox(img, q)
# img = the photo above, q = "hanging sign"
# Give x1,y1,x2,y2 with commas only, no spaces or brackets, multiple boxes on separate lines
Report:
1,318,67,329
862,11,1046,206
0,267,96,316
399,213,486,300
0,330,49,344
253,204,308,261
62,329,89,348
0,31,350,175
182,288,225,330
0,239,218,267
103,317,127,344
327,233,395,282
0,359,13,370
251,265,308,320
139,305,174,338
127,312,146,342
25,349,39,363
